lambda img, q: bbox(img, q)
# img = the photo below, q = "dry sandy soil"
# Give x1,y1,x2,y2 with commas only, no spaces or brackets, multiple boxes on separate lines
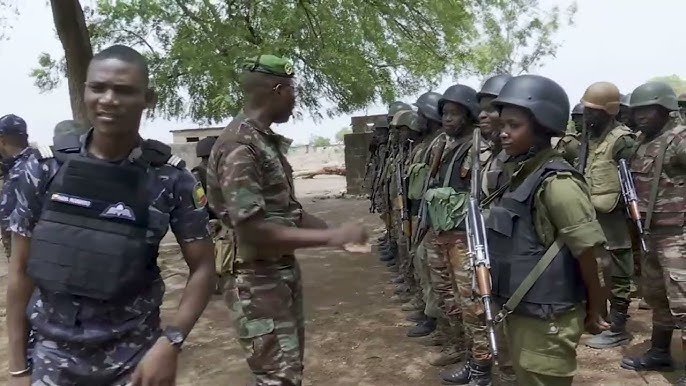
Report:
0,176,680,385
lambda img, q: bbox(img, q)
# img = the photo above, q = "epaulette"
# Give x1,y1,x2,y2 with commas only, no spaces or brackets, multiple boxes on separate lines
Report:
37,145,54,160
167,155,185,169
140,139,185,169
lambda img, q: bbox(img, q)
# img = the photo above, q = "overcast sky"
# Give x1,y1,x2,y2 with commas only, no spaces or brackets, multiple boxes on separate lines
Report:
1,0,684,146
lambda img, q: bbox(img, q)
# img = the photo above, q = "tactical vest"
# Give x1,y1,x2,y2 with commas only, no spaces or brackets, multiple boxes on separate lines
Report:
484,150,509,196
630,124,686,227
425,140,472,232
485,160,586,319
27,135,183,301
584,125,633,213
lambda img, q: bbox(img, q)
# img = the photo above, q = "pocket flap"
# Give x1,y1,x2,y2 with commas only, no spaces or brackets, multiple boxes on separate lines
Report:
238,317,275,339
485,207,517,237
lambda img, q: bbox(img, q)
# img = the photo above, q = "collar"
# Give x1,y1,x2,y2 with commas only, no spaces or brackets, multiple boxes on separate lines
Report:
81,127,144,163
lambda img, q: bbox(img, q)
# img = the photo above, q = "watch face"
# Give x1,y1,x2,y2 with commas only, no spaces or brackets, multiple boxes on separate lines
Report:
165,327,185,345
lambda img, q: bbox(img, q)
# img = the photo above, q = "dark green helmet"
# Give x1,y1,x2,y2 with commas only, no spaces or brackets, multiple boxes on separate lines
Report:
414,92,442,123
620,93,632,107
195,136,217,157
492,74,569,135
477,74,513,101
53,120,88,138
630,82,678,111
571,103,584,116
438,84,480,121
388,101,412,118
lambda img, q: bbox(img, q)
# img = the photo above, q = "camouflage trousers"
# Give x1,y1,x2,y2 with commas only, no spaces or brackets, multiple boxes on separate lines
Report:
226,261,305,386
394,206,417,291
424,231,464,342
1,226,10,260
643,227,686,329
30,323,159,385
436,230,490,362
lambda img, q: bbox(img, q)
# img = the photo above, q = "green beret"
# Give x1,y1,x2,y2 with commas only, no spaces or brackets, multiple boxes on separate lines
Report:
243,54,295,78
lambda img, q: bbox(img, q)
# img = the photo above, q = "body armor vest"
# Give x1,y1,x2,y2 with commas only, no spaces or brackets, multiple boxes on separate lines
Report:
27,136,178,301
584,124,633,213
485,160,586,319
630,124,686,227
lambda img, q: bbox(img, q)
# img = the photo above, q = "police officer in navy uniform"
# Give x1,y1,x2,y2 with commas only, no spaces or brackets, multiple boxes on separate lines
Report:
6,45,216,386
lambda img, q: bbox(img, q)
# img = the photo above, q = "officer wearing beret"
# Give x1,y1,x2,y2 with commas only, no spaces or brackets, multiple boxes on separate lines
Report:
6,45,216,385
206,54,368,385
0,114,38,260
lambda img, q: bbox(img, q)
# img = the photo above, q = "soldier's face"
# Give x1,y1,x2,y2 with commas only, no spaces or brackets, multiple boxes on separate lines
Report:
84,58,155,136
500,106,536,156
583,107,612,134
478,96,501,138
272,79,297,123
441,102,469,137
633,105,668,136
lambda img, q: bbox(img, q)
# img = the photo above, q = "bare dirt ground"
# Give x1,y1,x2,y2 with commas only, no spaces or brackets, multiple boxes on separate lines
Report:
0,176,679,385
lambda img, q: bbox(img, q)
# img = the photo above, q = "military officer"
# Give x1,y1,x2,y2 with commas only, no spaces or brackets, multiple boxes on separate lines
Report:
206,54,367,385
576,82,638,349
487,74,609,385
6,45,217,385
620,82,686,385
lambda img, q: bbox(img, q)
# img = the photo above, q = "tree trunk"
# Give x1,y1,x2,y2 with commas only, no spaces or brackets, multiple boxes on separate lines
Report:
50,0,93,125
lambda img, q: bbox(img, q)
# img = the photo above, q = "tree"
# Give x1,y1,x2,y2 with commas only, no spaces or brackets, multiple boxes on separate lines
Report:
466,0,577,77
335,126,352,143
649,75,686,96
27,0,574,125
310,135,331,148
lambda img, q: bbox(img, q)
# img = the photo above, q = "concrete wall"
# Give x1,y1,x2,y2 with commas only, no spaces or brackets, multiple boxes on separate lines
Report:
171,128,223,144
350,114,388,133
170,143,201,170
343,132,372,195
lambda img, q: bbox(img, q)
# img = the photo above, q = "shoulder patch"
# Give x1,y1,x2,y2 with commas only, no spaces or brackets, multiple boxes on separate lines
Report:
192,181,208,208
37,145,54,160
167,155,185,169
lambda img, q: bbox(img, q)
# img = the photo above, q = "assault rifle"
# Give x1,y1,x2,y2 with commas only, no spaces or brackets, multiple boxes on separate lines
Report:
618,159,649,253
369,144,388,213
465,128,498,359
412,139,446,246
396,144,411,239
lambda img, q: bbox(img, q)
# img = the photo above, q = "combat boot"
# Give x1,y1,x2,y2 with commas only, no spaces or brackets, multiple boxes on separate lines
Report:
586,299,633,349
401,298,425,312
466,361,492,386
406,310,428,323
379,247,395,262
407,317,436,337
394,283,411,295
620,326,674,371
440,358,471,384
390,275,405,284
638,298,651,310
429,345,464,367
419,327,446,347
391,291,412,303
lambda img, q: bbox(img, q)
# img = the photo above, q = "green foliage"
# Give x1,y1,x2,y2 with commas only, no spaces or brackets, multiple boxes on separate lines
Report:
467,0,577,76
649,75,686,96
335,126,352,143
27,0,574,123
310,135,331,148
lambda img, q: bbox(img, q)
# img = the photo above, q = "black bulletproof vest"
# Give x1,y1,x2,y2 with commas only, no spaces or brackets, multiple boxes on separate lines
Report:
485,160,586,319
27,140,162,301
440,139,472,192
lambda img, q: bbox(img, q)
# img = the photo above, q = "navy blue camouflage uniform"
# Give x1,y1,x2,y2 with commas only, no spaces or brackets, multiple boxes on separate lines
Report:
10,130,210,385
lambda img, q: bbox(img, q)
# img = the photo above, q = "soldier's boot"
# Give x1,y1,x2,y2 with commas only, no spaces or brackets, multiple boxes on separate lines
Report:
401,298,425,312
390,275,405,284
407,317,437,337
429,344,465,367
395,283,411,295
466,361,492,386
620,326,674,371
406,310,428,323
638,298,651,310
440,357,471,384
586,299,633,349
380,247,396,262
391,291,412,304
419,327,447,347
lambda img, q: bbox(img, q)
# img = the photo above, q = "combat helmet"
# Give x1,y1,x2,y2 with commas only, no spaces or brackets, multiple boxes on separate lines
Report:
195,136,217,158
391,110,421,132
620,93,632,107
53,119,88,138
630,82,678,111
477,74,513,102
414,92,443,123
571,103,584,116
581,82,621,116
388,101,412,119
492,74,570,135
438,84,481,121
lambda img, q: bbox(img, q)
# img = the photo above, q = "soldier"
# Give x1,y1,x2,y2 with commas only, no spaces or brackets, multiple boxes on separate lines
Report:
620,82,686,385
487,74,609,385
0,114,39,261
554,103,582,165
574,82,638,349
6,45,216,385
383,121,402,274
206,54,367,385
406,91,444,338
619,93,638,131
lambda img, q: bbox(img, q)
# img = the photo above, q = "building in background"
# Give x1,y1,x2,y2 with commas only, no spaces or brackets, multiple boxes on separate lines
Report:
170,127,223,144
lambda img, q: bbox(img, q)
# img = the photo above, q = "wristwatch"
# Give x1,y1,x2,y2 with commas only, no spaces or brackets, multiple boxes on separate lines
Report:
162,326,186,350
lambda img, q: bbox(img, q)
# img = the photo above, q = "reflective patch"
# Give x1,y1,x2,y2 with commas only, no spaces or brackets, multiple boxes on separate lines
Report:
193,182,207,208
51,193,92,208
100,202,136,221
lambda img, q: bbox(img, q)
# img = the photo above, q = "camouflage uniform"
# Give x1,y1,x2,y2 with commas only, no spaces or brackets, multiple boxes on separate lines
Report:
1,147,39,259
207,114,305,386
554,129,581,165
9,131,210,385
